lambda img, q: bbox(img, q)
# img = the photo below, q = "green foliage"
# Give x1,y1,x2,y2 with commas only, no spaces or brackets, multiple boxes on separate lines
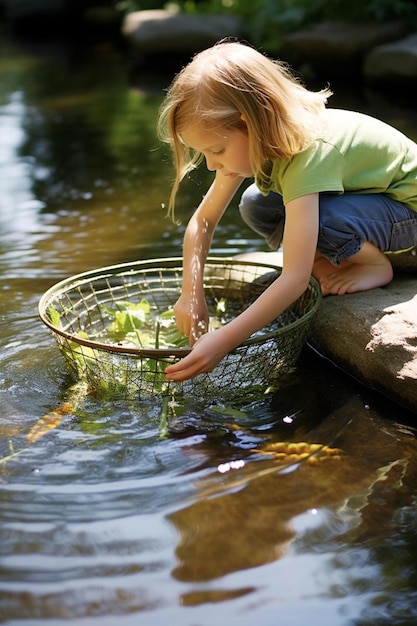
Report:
117,0,417,52
49,299,188,353
102,299,189,349
47,300,187,434
115,1,166,11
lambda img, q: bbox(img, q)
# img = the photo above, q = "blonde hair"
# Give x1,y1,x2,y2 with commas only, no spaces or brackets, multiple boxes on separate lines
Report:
158,40,332,218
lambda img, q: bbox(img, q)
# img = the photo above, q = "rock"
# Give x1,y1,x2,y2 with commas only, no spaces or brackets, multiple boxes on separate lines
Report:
121,9,244,56
280,20,406,76
119,13,417,86
309,277,417,413
363,33,417,83
236,250,417,413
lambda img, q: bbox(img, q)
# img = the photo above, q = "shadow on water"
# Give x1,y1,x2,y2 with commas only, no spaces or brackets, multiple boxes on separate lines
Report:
1,22,417,626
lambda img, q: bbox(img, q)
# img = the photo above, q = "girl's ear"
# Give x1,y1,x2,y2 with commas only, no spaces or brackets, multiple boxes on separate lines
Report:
239,114,249,133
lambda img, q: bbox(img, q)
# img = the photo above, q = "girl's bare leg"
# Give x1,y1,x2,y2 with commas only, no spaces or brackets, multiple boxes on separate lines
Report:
312,242,393,296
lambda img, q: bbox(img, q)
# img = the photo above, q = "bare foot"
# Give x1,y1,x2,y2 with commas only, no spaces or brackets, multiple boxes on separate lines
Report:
312,246,393,296
319,261,393,295
312,256,344,295
312,256,336,292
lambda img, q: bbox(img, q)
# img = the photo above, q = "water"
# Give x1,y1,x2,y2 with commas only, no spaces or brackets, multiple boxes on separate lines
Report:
1,23,417,626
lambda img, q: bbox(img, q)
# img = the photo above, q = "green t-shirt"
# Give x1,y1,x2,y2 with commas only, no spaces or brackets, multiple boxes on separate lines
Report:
255,108,417,213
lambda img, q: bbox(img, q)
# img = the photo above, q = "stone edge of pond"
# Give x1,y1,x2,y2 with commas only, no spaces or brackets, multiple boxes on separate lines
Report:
235,250,417,414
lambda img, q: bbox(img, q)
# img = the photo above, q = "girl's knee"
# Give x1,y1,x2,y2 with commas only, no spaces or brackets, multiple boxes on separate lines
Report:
239,184,263,222
238,186,285,249
239,185,284,224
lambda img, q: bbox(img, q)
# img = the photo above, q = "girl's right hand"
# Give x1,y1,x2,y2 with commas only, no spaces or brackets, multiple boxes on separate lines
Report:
173,292,210,346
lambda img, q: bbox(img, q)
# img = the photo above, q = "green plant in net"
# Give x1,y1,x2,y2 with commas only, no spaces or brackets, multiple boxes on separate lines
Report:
101,299,188,349
48,299,191,436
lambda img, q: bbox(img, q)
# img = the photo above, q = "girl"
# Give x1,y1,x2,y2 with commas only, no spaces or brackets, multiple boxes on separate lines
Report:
158,40,417,382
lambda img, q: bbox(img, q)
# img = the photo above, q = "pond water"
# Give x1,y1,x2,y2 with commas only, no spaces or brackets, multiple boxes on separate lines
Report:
1,24,417,626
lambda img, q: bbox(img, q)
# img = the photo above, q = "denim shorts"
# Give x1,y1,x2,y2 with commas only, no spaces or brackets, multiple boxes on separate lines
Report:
239,184,417,265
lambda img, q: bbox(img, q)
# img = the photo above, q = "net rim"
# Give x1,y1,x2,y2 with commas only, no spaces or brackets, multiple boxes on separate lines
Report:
38,256,322,358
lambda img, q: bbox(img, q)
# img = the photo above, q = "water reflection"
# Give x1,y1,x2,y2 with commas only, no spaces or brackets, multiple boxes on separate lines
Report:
169,399,417,582
1,23,417,626
0,27,183,285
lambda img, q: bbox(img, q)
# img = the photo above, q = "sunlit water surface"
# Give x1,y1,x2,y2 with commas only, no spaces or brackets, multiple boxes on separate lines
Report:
1,25,417,626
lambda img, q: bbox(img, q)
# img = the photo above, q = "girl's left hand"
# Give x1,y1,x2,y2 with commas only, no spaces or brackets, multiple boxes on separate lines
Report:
173,290,209,346
165,328,231,382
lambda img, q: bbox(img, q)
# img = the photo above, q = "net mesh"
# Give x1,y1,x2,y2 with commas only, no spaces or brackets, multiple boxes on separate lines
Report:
38,257,321,399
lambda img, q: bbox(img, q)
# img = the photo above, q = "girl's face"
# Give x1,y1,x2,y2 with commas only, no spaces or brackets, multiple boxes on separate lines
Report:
181,123,253,179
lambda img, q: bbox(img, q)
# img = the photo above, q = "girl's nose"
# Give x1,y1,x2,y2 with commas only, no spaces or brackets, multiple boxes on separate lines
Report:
205,155,220,171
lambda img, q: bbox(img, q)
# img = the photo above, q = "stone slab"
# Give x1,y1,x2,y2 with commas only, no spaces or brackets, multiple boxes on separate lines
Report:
363,33,417,81
122,10,243,54
235,251,417,413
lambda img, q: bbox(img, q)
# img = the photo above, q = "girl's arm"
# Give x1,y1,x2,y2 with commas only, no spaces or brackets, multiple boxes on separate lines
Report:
174,171,245,343
166,193,320,381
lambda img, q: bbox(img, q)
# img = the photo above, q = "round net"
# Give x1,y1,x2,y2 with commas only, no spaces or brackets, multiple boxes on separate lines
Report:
38,257,321,399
